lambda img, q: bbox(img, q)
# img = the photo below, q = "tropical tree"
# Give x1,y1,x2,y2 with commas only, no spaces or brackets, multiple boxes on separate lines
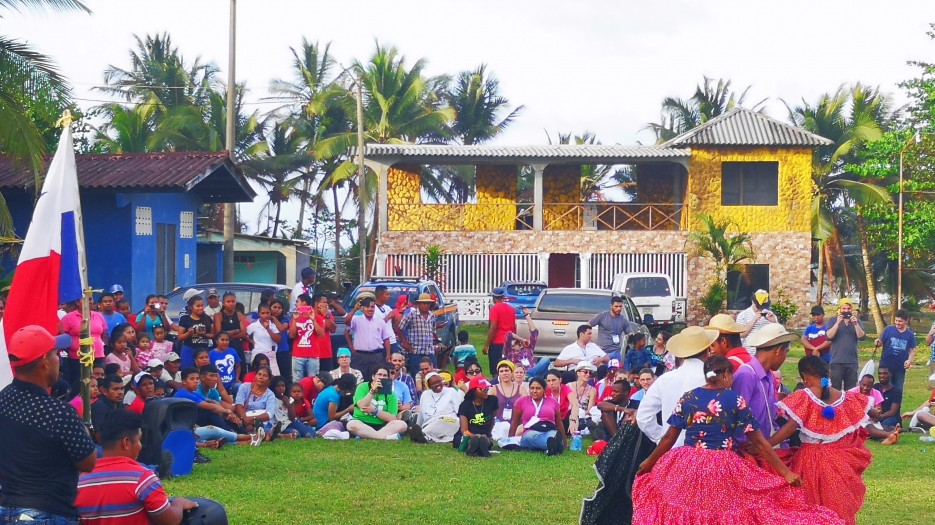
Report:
89,102,156,153
446,64,523,146
545,131,635,201
689,214,755,313
646,76,766,143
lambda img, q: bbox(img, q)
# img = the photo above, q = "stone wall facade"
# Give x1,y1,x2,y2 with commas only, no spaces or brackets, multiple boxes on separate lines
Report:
379,230,813,327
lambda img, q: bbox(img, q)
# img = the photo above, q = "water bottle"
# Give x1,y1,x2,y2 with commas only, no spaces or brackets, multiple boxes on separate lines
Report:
920,436,935,443
571,432,582,451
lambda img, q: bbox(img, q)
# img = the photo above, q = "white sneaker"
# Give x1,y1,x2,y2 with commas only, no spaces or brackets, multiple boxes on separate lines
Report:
384,433,401,441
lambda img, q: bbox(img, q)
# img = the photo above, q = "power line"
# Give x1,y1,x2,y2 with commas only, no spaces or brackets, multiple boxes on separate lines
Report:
71,95,293,107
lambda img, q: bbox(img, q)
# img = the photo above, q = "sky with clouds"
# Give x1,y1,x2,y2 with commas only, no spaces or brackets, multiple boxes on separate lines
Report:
8,0,935,231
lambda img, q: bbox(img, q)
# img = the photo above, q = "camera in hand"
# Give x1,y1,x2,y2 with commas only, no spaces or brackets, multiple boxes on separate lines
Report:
760,311,768,317
842,312,852,319
377,379,393,395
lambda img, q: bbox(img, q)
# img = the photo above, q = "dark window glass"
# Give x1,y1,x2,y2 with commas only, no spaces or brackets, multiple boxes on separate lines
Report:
726,264,770,310
537,292,627,318
721,162,778,206
506,284,547,296
624,277,671,298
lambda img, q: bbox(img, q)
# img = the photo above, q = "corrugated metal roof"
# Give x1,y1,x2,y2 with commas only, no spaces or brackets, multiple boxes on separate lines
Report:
361,144,691,163
0,152,256,201
662,107,833,147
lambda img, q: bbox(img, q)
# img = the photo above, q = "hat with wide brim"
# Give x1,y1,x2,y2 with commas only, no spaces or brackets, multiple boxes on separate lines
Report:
705,313,745,334
746,323,797,349
667,326,719,358
414,293,435,304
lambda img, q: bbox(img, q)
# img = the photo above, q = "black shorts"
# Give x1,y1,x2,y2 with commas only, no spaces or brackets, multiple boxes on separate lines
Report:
362,421,385,431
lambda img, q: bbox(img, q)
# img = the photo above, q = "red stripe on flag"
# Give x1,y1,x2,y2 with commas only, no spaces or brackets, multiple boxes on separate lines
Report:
3,252,62,343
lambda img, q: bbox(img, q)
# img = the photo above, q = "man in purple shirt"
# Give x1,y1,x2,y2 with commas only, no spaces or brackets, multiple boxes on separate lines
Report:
732,323,795,439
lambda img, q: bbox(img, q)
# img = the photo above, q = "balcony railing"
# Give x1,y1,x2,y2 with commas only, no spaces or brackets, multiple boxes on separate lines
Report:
387,202,683,231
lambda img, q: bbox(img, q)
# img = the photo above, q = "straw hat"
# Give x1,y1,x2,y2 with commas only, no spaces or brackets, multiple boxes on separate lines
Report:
705,314,745,334
667,326,719,358
746,323,796,349
415,293,435,304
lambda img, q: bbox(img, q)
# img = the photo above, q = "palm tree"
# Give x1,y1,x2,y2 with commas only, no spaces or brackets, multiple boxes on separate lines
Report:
786,84,893,332
689,214,756,312
446,64,523,145
646,76,766,143
90,103,156,153
546,131,634,201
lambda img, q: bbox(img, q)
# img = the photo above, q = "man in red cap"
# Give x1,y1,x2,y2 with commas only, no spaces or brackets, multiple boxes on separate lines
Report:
0,325,97,523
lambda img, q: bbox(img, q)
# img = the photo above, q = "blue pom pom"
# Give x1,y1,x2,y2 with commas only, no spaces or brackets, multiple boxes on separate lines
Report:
821,406,836,420
820,377,830,388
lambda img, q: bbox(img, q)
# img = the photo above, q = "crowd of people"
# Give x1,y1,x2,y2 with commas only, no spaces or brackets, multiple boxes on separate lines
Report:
1,277,934,524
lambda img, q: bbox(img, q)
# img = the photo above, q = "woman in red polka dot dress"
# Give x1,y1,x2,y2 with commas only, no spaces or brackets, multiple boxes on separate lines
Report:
771,356,874,525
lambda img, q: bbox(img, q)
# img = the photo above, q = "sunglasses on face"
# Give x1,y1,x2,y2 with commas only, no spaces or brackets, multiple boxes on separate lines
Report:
466,369,481,375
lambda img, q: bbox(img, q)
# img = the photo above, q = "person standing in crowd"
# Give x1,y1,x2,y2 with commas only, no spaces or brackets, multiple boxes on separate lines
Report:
204,288,222,318
75,410,199,524
732,323,795,441
290,298,317,380
60,299,107,389
705,313,750,371
636,326,718,446
214,291,248,379
346,294,392,382
589,296,633,357
826,298,866,390
109,284,126,306
649,330,673,376
396,293,438,374
136,294,172,339
632,356,842,525
177,295,214,369
292,267,318,311
372,285,403,355
772,356,875,525
875,309,916,390
311,294,337,372
736,289,777,353
270,299,292,384
503,306,550,377
247,304,283,376
483,287,516,375
209,332,241,398
803,305,831,363
98,292,127,340
554,325,607,370
0,325,97,523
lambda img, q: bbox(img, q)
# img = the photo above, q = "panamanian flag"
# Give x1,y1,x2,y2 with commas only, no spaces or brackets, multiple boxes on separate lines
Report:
0,122,85,388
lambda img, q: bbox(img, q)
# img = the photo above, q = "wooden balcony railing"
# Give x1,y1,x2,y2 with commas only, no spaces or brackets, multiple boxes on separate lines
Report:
544,203,683,231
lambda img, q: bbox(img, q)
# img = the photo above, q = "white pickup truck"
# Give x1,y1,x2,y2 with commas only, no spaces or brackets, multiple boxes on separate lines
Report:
610,272,686,330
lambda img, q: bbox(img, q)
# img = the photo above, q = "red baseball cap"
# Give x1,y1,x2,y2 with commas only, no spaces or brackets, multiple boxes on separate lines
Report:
8,325,72,367
468,376,492,391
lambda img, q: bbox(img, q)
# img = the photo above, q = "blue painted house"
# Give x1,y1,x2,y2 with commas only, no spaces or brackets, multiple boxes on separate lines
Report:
0,152,255,310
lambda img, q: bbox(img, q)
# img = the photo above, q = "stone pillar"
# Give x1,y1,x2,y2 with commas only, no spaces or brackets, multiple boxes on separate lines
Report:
373,253,388,276
532,164,545,231
580,252,592,288
377,164,390,233
537,252,550,284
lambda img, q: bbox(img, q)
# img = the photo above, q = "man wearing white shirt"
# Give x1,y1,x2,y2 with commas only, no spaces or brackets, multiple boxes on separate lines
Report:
636,326,718,447
554,325,608,370
291,267,317,311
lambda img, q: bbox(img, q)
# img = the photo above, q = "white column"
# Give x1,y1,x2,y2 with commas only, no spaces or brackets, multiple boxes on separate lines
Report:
580,252,592,289
374,253,388,276
537,252,550,284
532,164,545,231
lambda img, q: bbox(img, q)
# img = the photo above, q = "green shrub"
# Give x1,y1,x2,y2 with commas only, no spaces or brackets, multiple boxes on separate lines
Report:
701,280,726,317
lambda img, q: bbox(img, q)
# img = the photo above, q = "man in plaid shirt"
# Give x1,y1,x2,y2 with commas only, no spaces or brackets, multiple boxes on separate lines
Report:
396,293,438,374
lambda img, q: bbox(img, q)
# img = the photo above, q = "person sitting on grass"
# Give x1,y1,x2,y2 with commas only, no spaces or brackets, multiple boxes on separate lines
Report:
314,373,358,439
902,386,935,432
454,358,486,392
269,376,315,438
489,359,529,441
503,306,550,377
346,363,408,440
92,374,127,438
629,368,655,408
414,356,437,394
589,380,632,440
243,353,270,383
233,366,276,437
290,382,318,432
623,334,652,376
452,330,477,372
410,372,462,444
455,376,498,457
508,377,567,455
198,364,237,413
330,347,364,384
75,410,199,524
127,372,155,415
875,367,902,429
175,367,243,432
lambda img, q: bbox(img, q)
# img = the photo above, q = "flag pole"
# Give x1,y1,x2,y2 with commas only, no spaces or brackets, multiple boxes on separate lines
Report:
57,110,93,427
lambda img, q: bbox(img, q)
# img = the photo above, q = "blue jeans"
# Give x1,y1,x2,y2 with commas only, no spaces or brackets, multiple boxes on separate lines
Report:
407,353,436,377
195,425,239,442
286,420,317,438
0,506,78,524
293,357,319,380
525,357,552,379
880,416,902,428
520,429,557,451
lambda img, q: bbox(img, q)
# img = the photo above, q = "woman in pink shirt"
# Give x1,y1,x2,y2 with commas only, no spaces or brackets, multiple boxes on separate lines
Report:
508,377,568,455
60,300,107,389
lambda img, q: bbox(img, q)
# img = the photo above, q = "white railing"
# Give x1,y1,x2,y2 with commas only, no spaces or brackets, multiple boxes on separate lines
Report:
589,252,687,297
382,253,541,294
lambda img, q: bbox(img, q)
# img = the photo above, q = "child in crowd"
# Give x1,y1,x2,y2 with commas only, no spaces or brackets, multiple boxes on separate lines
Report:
135,334,154,369
623,334,652,375
452,330,477,372
290,298,317,380
152,380,166,399
270,376,314,438
289,382,317,437
150,326,173,362
104,336,139,378
247,304,282,376
193,348,212,370
209,332,242,397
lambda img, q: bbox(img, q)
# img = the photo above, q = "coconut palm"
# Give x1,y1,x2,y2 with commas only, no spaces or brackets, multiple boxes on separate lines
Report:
446,64,523,146
89,102,156,153
646,76,766,143
689,214,756,312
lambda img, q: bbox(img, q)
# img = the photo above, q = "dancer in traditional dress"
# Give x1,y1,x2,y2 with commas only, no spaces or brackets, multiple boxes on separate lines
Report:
632,356,843,525
771,355,877,525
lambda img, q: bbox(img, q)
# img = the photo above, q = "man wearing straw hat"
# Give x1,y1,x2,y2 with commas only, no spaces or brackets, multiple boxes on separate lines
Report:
825,298,866,390
636,326,718,447
397,293,439,374
706,313,752,372
733,323,795,439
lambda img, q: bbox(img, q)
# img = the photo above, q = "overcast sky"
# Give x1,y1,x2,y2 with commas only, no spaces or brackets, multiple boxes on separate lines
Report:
9,0,935,232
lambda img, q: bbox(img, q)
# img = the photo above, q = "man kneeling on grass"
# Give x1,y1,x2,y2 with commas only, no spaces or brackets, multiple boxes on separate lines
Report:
76,410,199,524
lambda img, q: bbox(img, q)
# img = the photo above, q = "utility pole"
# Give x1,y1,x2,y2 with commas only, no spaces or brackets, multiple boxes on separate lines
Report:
356,74,366,282
222,0,237,281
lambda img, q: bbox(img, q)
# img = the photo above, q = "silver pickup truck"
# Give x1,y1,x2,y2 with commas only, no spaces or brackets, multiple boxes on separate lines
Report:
515,288,653,358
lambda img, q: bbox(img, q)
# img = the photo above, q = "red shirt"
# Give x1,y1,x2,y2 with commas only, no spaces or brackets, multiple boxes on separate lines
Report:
726,347,752,372
128,396,146,415
292,315,316,358
294,398,312,418
76,456,170,524
489,302,516,345
299,376,320,404
313,313,333,358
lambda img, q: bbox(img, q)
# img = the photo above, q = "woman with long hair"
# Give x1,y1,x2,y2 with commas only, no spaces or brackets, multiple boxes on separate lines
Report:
770,355,876,525
270,299,292,384
489,360,528,441
632,355,842,525
214,291,248,379
508,377,567,455
545,369,578,434
176,295,214,369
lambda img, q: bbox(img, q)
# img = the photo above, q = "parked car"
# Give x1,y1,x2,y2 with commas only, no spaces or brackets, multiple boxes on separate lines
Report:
515,288,653,358
164,283,291,323
499,280,548,315
610,272,683,329
331,277,460,351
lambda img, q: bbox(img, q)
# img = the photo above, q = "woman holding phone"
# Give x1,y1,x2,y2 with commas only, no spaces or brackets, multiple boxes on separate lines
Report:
346,363,408,440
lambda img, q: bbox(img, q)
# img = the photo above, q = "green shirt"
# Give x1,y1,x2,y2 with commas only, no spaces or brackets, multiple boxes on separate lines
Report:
352,382,399,425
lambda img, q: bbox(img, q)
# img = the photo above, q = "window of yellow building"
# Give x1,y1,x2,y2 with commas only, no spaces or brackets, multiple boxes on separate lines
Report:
721,161,779,206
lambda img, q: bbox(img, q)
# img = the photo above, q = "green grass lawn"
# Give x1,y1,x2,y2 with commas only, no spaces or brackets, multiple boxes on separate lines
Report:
166,320,935,524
